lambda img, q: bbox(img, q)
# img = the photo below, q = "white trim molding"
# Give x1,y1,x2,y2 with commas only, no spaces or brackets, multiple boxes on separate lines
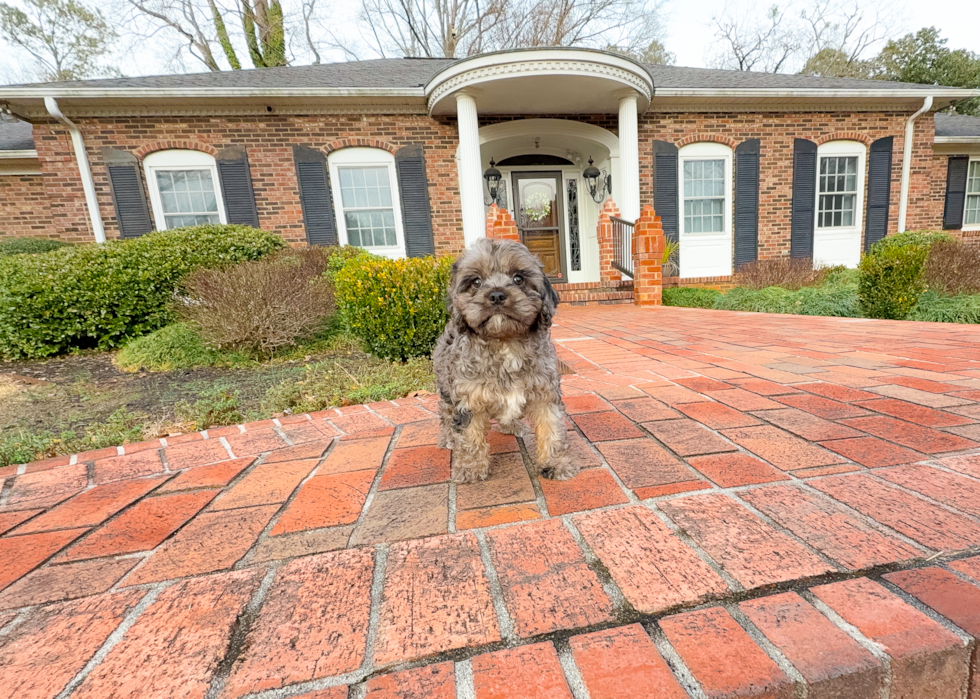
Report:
425,48,654,115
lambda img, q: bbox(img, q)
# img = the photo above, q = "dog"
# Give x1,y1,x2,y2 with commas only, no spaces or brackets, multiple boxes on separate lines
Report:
433,238,575,484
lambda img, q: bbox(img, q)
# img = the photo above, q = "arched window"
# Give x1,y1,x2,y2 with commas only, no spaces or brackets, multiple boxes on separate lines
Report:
814,140,866,267
678,142,733,279
328,147,406,258
143,150,225,230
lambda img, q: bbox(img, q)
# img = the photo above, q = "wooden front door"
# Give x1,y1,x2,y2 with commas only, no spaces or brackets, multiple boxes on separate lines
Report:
512,172,566,280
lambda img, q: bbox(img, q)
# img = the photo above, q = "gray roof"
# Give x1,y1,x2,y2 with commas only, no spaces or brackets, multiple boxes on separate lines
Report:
3,57,949,93
0,115,34,151
936,113,980,138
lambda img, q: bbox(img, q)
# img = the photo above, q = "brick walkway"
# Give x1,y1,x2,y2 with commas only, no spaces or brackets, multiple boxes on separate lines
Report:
3,305,980,698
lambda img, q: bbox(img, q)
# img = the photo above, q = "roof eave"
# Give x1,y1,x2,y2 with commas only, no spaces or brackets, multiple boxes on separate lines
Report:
934,136,980,144
0,149,37,159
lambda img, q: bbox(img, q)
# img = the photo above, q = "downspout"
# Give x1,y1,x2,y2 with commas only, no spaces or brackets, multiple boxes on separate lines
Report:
44,97,105,243
897,95,933,233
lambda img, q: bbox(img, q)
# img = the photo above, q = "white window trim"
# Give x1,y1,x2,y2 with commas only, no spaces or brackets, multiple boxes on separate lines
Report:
327,147,406,258
678,141,733,279
142,149,226,231
964,157,980,232
814,140,866,233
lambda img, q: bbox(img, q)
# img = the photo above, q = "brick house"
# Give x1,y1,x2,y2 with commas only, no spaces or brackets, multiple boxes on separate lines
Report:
1,48,979,299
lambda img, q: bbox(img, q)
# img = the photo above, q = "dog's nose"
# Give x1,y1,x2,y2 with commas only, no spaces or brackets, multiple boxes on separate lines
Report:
489,290,506,306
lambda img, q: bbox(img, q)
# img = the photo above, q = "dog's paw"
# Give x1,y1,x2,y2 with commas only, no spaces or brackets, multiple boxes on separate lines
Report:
451,466,490,484
497,420,527,437
540,459,579,481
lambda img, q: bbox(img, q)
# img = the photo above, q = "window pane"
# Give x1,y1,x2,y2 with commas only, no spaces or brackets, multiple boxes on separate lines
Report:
817,156,858,228
337,165,397,248
966,195,980,225
682,158,726,234
155,168,221,227
968,161,980,194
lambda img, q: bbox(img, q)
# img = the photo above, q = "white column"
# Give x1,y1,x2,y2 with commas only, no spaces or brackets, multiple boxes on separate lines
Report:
618,92,640,222
455,92,486,247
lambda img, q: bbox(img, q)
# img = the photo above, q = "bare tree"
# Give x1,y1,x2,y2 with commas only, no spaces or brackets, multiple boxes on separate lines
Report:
358,0,666,59
708,3,799,72
123,0,290,70
0,0,120,81
798,0,899,76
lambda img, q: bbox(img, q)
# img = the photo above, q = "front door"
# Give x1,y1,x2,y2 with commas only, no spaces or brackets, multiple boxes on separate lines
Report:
512,171,566,280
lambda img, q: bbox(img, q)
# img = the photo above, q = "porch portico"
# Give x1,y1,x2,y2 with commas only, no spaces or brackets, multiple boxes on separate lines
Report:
425,49,653,285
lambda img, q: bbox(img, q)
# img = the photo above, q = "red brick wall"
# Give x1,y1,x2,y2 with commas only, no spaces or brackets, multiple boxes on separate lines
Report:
637,111,937,259
29,114,466,253
18,109,947,256
0,173,57,239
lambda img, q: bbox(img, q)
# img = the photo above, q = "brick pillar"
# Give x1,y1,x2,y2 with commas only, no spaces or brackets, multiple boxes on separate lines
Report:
597,199,622,285
485,203,521,241
633,204,664,306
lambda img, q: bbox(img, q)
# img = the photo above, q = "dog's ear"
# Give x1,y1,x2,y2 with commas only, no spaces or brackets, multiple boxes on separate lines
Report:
537,276,560,329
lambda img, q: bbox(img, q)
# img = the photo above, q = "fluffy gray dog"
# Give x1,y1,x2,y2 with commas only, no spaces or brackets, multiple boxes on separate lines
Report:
433,238,575,483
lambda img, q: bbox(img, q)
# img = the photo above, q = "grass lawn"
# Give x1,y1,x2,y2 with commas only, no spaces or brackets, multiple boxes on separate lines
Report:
0,333,434,467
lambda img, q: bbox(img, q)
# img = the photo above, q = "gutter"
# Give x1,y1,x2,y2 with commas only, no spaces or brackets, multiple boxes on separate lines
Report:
934,136,980,144
44,97,105,244
898,96,933,233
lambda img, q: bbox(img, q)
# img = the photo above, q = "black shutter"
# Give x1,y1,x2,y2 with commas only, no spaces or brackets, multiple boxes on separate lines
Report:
395,144,435,257
943,155,969,230
293,145,337,246
864,136,893,251
102,148,153,238
652,140,679,243
215,145,259,227
734,139,760,267
790,138,818,258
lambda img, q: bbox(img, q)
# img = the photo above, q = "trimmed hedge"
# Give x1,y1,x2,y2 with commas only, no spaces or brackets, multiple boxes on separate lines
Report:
857,231,949,320
335,255,453,361
0,225,284,359
0,237,70,256
663,286,722,309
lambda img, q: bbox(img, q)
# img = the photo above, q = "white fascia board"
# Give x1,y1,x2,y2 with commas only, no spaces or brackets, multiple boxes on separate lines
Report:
935,136,980,144
653,88,980,99
0,149,38,159
0,87,424,100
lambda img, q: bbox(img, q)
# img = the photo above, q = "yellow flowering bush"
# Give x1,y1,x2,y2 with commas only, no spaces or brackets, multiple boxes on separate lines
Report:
335,255,453,360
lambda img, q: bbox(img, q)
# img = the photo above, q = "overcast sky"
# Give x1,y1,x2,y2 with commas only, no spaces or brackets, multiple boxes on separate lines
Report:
666,0,978,69
0,0,977,81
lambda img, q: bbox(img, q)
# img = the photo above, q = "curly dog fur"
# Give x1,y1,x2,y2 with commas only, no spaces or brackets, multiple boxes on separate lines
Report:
433,238,575,483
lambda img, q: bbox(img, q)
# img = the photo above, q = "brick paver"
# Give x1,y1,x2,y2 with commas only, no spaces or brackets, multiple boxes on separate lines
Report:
660,607,794,699
812,578,971,699
570,625,689,699
487,518,613,636
73,570,262,699
375,533,499,665
5,306,980,697
222,549,374,697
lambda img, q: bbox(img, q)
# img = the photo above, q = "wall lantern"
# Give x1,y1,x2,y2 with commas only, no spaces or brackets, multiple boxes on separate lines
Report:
484,158,503,206
582,156,611,204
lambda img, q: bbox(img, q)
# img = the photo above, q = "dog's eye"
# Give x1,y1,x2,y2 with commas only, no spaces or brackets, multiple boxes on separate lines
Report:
513,274,523,285
471,279,482,289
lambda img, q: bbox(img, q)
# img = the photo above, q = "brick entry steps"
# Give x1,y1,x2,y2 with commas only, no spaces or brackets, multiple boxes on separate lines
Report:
3,305,980,698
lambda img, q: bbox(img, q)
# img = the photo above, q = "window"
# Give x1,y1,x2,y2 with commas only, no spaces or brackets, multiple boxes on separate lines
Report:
683,159,726,233
328,148,405,257
966,159,980,228
143,150,225,230
678,142,733,279
817,156,859,228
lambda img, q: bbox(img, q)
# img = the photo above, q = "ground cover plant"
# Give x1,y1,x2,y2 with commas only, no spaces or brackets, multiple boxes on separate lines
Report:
665,232,979,324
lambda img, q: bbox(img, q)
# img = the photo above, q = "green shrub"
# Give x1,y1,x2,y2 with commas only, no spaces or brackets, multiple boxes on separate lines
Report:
908,291,980,324
0,224,284,359
715,284,861,317
858,242,930,320
663,286,722,309
323,245,381,283
335,256,453,361
871,230,953,255
0,237,69,256
115,322,256,372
